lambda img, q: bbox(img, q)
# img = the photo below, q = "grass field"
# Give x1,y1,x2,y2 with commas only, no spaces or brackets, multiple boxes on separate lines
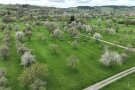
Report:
0,18,135,90
0,5,135,90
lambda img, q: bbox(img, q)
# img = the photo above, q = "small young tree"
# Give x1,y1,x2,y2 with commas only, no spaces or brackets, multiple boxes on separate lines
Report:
8,25,12,31
97,19,101,27
0,45,9,60
25,31,32,40
69,27,80,38
30,79,47,90
19,63,48,88
21,52,36,67
49,44,59,54
14,24,19,32
1,24,6,32
0,70,10,90
85,25,92,34
93,32,102,41
17,44,29,55
114,24,119,32
70,15,75,23
105,28,116,35
2,37,10,47
37,34,47,43
0,76,8,87
71,40,78,49
51,28,64,40
67,55,79,69
105,19,112,28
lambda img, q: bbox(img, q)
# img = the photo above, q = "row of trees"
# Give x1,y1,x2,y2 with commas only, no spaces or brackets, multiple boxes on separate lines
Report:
45,21,64,40
15,30,49,90
0,31,11,89
0,31,11,60
0,23,20,32
0,70,11,90
16,31,35,67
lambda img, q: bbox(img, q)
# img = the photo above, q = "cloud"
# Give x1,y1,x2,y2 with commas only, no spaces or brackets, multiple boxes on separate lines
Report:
48,0,65,2
0,0,135,8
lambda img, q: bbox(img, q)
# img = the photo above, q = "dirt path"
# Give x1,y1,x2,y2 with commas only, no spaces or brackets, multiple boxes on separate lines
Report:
84,67,135,90
80,34,135,52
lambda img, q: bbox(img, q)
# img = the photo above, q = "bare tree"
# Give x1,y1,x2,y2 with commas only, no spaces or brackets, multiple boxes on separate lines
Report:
67,55,79,69
49,44,59,54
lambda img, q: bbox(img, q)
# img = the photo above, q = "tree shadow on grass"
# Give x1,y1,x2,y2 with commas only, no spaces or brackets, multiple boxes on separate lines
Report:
66,67,80,75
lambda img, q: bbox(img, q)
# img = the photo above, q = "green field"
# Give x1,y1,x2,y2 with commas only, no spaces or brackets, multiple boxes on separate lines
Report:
0,5,135,90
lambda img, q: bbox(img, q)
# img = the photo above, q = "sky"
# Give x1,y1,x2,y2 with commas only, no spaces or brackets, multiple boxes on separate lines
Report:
0,0,135,8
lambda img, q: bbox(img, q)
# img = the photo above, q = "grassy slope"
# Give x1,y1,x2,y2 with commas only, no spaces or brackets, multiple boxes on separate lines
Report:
0,18,135,90
25,25,135,90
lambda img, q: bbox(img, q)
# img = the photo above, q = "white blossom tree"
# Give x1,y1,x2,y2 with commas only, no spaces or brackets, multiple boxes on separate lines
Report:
100,48,123,66
93,32,102,40
16,31,24,42
21,52,36,67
